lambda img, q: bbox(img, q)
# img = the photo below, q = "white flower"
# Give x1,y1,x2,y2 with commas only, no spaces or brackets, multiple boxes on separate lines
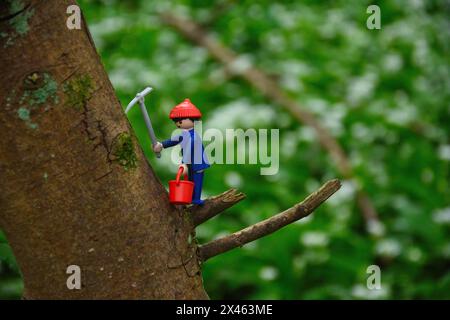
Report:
347,73,377,106
280,131,298,158
228,55,253,75
376,239,402,258
224,171,243,188
109,58,163,91
89,17,127,49
383,53,403,73
206,99,276,130
351,123,373,143
433,207,450,225
326,180,356,206
367,220,386,237
300,231,329,247
438,145,450,161
259,266,278,281
297,126,316,143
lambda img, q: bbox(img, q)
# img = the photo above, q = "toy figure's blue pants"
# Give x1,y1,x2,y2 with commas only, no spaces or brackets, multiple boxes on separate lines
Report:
189,169,204,205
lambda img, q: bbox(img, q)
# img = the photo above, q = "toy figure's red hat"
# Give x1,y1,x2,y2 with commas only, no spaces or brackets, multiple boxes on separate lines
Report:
169,99,202,119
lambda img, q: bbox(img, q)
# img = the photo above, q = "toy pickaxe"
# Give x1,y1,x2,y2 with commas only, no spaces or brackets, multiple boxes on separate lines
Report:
125,87,161,158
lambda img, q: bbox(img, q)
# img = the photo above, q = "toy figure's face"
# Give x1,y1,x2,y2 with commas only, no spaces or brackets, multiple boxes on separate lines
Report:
173,118,195,130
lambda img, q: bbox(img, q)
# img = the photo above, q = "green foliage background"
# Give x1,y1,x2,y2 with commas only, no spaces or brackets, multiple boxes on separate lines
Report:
1,0,449,299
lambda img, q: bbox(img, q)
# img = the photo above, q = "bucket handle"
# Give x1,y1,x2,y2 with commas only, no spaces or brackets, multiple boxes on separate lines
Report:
175,166,188,185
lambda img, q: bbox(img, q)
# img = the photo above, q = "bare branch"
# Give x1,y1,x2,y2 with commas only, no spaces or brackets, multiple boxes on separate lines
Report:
160,12,381,232
197,179,341,262
189,189,246,226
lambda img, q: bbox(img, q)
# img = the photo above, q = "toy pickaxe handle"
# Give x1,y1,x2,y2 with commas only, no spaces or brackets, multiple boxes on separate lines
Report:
125,87,161,158
138,98,161,158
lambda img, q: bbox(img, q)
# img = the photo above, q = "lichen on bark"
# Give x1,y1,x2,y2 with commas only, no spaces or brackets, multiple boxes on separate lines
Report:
2,0,35,47
63,75,94,110
17,107,37,129
21,73,59,107
111,132,138,171
16,72,59,129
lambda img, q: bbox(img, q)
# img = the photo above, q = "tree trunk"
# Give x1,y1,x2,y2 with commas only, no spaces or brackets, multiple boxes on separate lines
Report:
0,0,208,299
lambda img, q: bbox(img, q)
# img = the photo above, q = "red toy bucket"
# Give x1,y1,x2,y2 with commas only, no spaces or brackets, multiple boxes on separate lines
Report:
169,167,194,205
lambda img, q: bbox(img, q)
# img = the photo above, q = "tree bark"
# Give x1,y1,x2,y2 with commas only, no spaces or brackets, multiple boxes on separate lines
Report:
0,0,208,299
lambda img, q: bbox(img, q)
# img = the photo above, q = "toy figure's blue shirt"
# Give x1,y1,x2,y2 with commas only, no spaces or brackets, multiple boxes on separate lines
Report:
161,128,210,172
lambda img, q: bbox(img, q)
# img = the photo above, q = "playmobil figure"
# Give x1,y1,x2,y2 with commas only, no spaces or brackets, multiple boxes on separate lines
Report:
153,99,210,205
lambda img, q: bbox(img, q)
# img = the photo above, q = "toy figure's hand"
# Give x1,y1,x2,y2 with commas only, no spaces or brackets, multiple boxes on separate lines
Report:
153,142,163,153
179,164,188,175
